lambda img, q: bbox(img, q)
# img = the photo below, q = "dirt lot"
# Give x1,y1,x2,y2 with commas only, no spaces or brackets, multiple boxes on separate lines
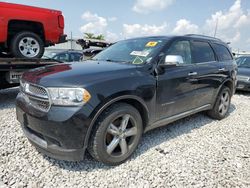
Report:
0,88,250,188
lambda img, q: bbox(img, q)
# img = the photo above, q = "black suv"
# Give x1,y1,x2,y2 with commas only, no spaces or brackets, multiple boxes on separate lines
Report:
16,34,237,165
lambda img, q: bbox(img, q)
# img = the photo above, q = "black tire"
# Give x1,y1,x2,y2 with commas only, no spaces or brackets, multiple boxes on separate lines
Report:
207,86,231,120
88,103,143,166
10,31,44,58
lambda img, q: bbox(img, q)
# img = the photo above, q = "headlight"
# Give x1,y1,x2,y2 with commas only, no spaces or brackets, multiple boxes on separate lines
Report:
48,88,91,106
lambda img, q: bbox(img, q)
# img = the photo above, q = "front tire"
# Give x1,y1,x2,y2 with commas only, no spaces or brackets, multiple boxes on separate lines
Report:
10,31,44,58
88,103,143,166
207,86,231,120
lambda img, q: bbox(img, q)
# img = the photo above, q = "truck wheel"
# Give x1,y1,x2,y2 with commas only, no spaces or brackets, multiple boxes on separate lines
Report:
88,103,143,166
10,31,44,58
207,86,231,120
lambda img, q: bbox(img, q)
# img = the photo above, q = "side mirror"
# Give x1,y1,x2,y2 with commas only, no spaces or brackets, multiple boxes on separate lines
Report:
164,55,184,65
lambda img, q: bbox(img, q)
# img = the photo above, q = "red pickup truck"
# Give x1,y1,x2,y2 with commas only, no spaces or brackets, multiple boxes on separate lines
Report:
0,2,67,58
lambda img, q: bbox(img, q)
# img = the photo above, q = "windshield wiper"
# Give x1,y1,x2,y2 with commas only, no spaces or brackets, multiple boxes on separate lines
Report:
95,58,131,64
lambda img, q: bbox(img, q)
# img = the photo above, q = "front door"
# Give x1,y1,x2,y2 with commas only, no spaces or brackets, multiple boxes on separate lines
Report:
156,40,200,119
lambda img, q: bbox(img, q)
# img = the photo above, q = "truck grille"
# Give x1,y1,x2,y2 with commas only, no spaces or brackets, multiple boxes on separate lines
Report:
20,80,51,112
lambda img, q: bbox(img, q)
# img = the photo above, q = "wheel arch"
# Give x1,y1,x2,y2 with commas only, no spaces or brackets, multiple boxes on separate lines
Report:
83,95,149,149
7,20,45,46
212,78,234,108
221,79,234,96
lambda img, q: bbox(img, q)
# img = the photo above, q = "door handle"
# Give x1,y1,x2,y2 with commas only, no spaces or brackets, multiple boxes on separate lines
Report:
188,72,197,76
218,68,226,71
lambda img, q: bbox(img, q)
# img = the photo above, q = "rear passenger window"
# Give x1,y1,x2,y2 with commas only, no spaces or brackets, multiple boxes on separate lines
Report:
212,44,233,61
192,41,216,63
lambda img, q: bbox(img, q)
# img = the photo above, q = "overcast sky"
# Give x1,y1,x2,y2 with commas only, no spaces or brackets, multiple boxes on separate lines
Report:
3,0,250,51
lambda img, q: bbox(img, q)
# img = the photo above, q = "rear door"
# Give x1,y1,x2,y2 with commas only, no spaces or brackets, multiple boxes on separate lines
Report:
189,40,221,107
156,40,201,119
211,43,235,78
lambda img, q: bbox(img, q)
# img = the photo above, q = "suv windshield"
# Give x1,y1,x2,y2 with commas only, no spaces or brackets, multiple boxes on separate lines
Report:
236,56,250,68
92,38,167,64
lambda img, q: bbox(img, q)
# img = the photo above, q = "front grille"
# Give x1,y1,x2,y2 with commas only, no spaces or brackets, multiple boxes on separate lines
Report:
237,76,250,82
29,96,51,111
20,80,51,112
27,84,48,99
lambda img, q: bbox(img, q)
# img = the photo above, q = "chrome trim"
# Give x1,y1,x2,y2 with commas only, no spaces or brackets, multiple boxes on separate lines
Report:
25,93,51,102
25,84,49,99
237,75,249,82
218,68,226,71
20,80,51,112
145,104,211,132
188,72,198,76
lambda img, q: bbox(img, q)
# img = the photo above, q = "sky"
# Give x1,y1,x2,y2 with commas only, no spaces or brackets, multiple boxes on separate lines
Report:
2,0,250,51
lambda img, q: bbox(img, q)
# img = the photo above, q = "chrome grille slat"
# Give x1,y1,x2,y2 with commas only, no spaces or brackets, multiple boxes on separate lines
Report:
27,84,48,99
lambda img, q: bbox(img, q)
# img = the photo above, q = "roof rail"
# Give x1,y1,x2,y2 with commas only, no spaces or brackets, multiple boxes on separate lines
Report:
185,34,222,42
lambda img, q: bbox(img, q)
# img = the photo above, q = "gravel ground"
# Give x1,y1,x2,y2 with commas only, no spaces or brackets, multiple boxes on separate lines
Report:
0,88,250,188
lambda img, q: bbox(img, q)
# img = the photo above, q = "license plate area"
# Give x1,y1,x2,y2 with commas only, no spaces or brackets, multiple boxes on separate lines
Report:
6,71,24,84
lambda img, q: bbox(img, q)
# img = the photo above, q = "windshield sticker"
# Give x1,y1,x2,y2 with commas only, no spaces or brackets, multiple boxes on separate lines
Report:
146,41,158,47
132,56,144,64
130,51,149,57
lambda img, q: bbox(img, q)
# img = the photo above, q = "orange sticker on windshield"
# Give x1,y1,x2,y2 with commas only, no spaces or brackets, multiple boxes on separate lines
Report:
146,41,158,47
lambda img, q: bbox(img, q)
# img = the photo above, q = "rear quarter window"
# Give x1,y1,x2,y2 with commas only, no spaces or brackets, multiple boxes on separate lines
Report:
212,43,233,61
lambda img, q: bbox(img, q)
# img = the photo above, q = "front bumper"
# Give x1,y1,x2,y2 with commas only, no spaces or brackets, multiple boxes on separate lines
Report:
236,81,250,91
16,93,93,161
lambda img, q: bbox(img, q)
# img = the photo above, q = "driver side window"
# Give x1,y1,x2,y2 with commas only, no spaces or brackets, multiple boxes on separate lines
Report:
166,40,192,64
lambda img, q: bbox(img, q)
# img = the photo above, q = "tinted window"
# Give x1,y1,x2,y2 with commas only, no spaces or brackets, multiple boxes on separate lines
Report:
72,53,82,61
192,41,215,63
212,44,233,61
166,40,192,64
54,53,70,62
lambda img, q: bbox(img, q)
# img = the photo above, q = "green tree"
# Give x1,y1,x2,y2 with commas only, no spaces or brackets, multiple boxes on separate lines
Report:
84,33,105,40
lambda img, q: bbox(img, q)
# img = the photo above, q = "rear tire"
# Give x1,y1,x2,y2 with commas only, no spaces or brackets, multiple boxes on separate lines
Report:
207,86,231,120
10,31,44,58
88,103,143,166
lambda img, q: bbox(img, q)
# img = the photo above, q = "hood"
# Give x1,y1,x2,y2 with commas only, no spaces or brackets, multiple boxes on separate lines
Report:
238,67,250,77
0,2,62,14
22,61,140,87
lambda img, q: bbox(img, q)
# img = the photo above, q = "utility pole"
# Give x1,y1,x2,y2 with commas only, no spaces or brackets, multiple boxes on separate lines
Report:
70,31,73,50
214,18,218,37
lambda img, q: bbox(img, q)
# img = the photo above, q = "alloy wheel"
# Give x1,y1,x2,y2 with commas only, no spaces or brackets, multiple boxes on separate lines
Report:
18,37,40,58
218,90,230,116
105,114,138,157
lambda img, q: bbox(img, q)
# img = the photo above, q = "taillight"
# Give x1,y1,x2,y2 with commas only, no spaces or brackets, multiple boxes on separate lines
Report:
58,15,64,29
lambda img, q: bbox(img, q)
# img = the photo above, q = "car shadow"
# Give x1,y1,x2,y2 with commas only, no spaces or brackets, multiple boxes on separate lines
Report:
43,103,236,172
235,90,250,97
0,87,19,110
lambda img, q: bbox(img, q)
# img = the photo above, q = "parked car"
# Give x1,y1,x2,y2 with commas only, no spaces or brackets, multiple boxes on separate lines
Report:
16,34,237,165
51,50,83,62
0,2,66,58
82,48,103,60
236,56,250,91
